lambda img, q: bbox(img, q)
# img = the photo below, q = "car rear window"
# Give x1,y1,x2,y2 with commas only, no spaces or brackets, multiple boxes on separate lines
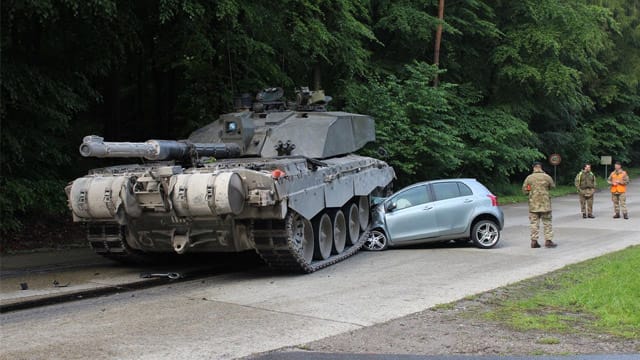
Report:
458,182,473,196
432,182,461,201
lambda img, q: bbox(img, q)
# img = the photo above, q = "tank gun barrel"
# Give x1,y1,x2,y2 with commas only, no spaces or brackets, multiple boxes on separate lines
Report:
79,135,241,160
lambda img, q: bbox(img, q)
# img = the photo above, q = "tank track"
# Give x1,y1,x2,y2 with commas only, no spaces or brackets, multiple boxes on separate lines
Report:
252,217,367,273
86,224,172,265
87,224,128,256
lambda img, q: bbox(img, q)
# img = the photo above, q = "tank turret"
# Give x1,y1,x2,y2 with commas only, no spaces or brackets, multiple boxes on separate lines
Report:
66,87,395,273
188,87,375,159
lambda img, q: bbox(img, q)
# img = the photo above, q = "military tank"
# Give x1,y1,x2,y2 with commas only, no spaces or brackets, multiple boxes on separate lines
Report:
66,87,395,273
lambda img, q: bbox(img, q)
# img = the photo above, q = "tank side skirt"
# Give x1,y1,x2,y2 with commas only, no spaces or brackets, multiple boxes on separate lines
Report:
283,157,394,220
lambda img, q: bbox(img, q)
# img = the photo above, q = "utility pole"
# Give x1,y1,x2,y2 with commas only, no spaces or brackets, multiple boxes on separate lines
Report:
313,65,322,90
433,0,445,87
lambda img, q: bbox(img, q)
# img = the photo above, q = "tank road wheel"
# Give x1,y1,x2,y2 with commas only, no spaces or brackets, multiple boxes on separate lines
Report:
329,209,347,254
358,196,370,231
345,203,360,245
287,211,315,264
313,213,333,260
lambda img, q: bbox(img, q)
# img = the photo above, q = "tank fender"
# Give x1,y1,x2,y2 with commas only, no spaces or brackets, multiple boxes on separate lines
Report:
286,183,326,220
354,164,395,196
324,176,354,208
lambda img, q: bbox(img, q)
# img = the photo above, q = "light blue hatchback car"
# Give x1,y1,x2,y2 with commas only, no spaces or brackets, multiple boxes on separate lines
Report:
364,179,504,251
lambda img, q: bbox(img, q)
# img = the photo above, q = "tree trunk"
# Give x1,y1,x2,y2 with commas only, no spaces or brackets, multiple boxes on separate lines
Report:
433,0,445,87
313,64,322,90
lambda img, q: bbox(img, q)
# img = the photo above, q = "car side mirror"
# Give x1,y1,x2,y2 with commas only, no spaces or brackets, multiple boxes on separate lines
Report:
386,202,397,212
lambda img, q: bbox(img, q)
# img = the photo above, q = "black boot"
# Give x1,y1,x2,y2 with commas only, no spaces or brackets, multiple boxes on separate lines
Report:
613,213,620,219
545,240,558,248
624,213,629,219
588,214,595,218
582,213,587,218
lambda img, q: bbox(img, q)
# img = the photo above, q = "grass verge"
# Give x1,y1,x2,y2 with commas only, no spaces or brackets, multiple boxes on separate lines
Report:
484,245,640,339
497,184,578,204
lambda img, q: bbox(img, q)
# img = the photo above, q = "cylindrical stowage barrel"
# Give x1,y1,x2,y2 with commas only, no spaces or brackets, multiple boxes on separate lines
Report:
79,136,241,160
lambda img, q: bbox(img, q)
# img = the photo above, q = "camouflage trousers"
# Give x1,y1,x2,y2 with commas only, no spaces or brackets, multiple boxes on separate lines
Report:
579,190,594,215
611,193,627,214
529,211,553,241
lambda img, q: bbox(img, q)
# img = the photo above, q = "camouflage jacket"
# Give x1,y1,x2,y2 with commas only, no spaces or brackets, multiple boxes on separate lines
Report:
522,169,555,212
574,170,596,189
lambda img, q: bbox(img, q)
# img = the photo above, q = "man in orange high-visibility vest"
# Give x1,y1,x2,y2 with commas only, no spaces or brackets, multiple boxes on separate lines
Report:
607,161,630,219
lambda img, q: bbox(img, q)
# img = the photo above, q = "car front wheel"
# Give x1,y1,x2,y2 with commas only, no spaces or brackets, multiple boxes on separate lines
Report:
363,229,388,251
471,220,500,249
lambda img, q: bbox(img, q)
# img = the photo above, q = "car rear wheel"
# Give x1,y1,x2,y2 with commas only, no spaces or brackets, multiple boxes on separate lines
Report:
471,219,500,249
363,229,388,251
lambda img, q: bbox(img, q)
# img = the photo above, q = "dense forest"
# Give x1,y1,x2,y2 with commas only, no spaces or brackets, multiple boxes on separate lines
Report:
1,0,639,233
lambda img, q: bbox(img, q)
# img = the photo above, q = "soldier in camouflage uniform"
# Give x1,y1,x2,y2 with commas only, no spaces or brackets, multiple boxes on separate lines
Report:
574,163,596,218
522,162,557,248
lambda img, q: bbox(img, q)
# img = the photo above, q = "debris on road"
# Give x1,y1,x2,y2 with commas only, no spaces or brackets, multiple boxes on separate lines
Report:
139,272,182,280
52,280,70,288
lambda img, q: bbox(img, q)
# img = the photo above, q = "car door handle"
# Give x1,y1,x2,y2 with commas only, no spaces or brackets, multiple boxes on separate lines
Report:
423,206,434,210
464,199,473,203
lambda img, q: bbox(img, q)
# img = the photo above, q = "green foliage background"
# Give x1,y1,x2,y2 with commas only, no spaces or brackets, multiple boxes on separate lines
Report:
1,0,639,233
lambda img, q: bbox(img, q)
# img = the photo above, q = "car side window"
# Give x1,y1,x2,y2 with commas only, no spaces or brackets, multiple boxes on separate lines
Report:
458,182,473,196
392,186,430,210
432,182,462,201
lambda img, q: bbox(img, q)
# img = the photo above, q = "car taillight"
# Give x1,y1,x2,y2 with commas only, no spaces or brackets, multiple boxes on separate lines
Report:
487,194,498,206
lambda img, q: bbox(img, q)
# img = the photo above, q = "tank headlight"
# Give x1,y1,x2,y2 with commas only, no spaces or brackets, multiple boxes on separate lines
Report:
225,121,238,133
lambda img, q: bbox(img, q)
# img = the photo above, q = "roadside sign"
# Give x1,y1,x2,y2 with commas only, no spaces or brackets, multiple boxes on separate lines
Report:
601,155,612,179
548,154,561,184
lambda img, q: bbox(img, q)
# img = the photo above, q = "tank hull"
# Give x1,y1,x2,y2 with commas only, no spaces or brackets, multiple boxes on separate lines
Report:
67,89,395,272
68,155,394,272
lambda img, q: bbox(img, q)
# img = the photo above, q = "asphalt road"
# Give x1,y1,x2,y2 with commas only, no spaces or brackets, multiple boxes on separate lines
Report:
1,184,638,360
252,353,640,360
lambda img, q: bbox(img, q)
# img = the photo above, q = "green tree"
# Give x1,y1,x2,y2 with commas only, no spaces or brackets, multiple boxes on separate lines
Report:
1,0,121,232
484,0,624,181
345,62,541,187
582,0,640,164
